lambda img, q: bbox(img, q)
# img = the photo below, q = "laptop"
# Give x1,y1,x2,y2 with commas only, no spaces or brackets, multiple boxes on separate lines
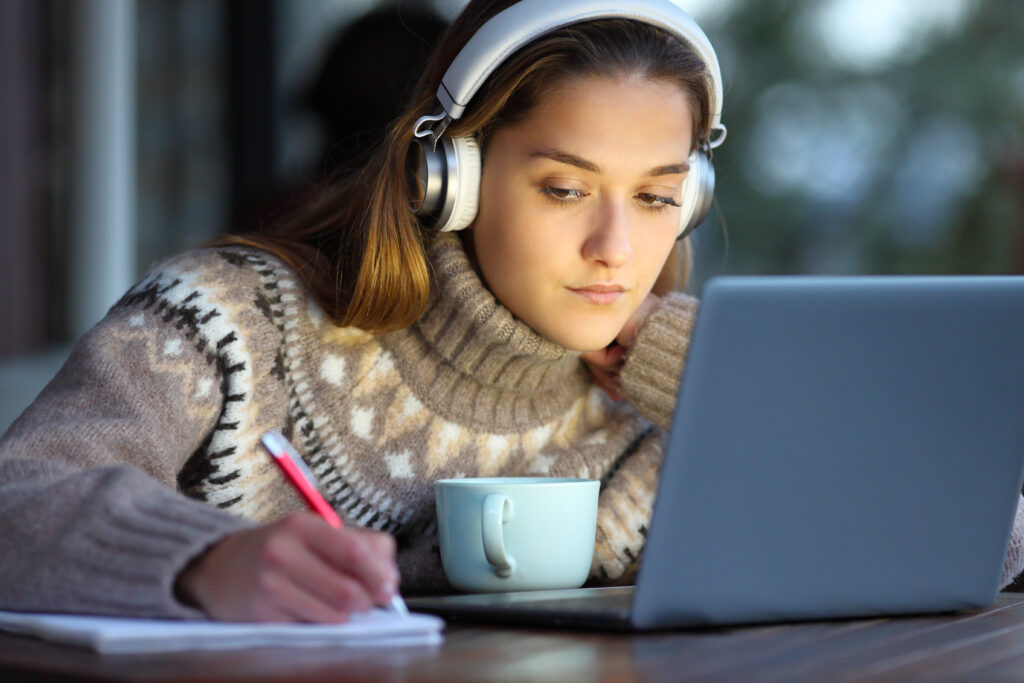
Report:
406,276,1024,630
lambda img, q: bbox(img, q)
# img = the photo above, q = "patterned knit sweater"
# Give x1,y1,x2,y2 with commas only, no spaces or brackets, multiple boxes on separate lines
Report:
0,233,706,618
2,234,1023,619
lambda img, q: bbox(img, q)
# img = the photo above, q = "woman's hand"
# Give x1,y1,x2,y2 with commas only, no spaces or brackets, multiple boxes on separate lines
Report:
581,292,660,402
174,511,399,623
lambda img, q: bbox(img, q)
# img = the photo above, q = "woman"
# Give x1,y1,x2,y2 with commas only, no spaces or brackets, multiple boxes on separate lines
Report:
1,0,1020,623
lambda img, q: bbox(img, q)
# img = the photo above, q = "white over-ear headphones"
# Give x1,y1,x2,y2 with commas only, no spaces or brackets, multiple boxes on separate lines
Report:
411,0,727,239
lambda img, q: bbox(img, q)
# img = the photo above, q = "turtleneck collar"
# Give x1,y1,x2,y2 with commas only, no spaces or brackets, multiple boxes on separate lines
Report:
381,232,589,430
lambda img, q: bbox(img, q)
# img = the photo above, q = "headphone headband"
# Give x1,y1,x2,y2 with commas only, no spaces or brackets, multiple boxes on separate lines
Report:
435,0,723,137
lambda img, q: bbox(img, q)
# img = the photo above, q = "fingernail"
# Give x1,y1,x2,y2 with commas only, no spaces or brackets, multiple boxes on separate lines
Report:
379,580,397,603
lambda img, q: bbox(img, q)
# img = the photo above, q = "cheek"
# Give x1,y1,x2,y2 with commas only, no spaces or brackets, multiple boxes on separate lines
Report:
476,199,522,274
635,226,680,290
478,222,561,302
476,179,559,278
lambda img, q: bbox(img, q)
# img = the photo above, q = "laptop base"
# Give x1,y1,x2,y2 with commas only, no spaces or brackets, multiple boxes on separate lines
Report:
406,586,636,630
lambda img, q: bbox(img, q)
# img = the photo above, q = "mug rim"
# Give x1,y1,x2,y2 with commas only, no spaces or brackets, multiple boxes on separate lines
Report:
434,477,597,487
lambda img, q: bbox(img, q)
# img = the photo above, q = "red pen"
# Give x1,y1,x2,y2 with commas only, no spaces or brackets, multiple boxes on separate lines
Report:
260,430,408,616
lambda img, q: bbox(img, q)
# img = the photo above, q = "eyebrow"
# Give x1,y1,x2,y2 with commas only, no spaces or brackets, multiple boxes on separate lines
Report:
528,148,689,177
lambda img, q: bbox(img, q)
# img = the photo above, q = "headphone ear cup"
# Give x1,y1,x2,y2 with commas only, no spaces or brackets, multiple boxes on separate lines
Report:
677,150,716,239
437,136,481,232
409,135,480,232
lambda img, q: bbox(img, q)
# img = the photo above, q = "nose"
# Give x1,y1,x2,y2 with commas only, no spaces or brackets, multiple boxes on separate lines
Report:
582,197,633,268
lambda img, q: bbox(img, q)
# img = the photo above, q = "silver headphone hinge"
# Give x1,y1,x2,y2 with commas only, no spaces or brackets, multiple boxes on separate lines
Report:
413,112,452,151
709,124,727,150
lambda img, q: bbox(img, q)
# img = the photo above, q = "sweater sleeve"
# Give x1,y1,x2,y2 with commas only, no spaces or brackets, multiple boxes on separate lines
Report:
0,263,257,618
618,293,699,430
1001,496,1024,589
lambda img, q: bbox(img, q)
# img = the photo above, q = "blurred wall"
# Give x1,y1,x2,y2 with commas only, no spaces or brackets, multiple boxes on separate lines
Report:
0,0,47,357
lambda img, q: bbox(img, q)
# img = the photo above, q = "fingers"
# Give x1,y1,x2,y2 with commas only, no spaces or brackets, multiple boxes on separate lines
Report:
582,343,625,401
252,565,353,623
302,519,400,607
277,513,398,609
364,531,402,596
176,513,401,623
259,521,376,619
586,361,623,402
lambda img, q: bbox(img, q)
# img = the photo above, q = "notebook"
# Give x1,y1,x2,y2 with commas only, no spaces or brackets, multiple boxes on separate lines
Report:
407,275,1024,630
0,608,444,654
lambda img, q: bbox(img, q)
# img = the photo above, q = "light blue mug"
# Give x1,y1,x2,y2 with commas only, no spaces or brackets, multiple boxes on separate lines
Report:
435,477,600,592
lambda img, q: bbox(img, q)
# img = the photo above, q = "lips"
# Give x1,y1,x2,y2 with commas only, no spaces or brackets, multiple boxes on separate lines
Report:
569,284,626,305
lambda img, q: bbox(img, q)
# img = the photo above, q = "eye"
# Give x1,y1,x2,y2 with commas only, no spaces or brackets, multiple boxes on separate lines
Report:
539,186,589,204
636,192,681,212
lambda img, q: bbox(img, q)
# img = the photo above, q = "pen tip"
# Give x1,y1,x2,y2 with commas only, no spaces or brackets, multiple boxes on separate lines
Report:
390,595,410,616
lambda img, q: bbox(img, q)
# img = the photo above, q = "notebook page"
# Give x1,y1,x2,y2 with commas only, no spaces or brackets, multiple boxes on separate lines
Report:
0,609,444,654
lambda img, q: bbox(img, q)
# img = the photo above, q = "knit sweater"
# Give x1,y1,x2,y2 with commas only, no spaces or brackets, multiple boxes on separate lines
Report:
0,234,696,618
1,233,1022,619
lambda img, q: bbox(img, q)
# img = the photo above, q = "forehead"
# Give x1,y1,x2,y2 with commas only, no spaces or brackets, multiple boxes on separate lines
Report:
497,76,694,172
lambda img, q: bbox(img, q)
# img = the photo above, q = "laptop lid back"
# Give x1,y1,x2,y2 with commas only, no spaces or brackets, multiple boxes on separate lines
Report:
632,276,1024,629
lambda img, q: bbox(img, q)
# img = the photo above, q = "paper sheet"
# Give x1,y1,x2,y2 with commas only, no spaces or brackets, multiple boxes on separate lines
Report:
0,608,445,654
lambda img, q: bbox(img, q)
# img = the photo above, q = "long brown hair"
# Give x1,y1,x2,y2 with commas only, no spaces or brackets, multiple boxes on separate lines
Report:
215,0,713,333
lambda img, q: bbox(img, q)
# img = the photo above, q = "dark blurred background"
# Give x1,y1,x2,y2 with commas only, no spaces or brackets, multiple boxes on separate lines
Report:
2,0,1024,431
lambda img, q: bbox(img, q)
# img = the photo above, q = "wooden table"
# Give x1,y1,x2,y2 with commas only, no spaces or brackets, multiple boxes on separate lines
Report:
3,593,1024,682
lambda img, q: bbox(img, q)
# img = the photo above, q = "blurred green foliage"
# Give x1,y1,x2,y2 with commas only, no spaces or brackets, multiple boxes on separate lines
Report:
690,0,1024,285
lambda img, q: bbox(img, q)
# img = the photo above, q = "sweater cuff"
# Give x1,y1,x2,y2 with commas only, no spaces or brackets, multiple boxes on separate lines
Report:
13,464,258,619
1001,495,1024,589
619,293,699,430
63,480,255,618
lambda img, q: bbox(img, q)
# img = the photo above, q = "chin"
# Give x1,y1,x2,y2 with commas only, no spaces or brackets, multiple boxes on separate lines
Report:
541,326,618,353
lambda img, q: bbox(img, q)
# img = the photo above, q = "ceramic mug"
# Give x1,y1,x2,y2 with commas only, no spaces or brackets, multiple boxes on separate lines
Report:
435,477,599,592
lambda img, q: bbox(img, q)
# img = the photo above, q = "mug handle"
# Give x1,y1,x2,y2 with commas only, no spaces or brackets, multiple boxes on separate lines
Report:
482,493,515,577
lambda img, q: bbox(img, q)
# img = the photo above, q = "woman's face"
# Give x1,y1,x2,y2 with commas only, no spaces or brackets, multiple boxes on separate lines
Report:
468,75,693,352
